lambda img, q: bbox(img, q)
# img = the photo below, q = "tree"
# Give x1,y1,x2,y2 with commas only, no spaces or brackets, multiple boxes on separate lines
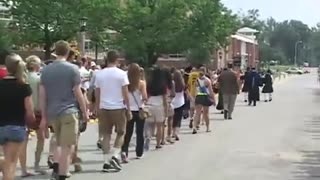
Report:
0,0,86,60
269,20,311,64
0,22,12,49
181,0,237,64
310,27,320,66
111,0,189,66
111,0,237,66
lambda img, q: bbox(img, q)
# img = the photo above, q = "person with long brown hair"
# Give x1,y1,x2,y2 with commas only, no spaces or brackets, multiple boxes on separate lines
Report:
171,70,185,140
0,53,36,180
145,66,169,150
121,63,148,162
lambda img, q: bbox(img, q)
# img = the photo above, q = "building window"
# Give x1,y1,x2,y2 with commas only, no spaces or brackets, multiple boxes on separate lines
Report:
0,9,11,20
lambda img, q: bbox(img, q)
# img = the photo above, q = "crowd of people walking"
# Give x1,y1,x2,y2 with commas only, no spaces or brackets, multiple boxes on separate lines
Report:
0,41,274,180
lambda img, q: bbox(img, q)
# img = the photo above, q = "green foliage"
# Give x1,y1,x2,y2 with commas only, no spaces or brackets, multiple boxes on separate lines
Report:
186,47,211,65
0,0,85,59
240,9,315,65
0,22,12,49
111,0,237,66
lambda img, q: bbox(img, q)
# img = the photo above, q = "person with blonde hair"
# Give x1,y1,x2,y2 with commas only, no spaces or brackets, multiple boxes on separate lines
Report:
0,53,36,180
24,55,48,175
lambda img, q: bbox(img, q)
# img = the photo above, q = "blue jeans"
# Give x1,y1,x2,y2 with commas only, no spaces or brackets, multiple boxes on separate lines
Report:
0,125,26,145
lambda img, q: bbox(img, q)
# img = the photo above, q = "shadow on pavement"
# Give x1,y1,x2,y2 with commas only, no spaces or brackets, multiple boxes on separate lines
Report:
291,88,320,180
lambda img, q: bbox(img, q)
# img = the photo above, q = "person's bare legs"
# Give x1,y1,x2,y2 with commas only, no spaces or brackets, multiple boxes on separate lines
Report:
193,105,202,133
156,122,163,147
34,129,46,173
97,119,103,148
58,145,74,176
203,107,210,132
19,136,33,177
3,142,23,180
166,117,174,143
72,135,82,173
48,133,56,168
0,146,4,172
102,133,111,163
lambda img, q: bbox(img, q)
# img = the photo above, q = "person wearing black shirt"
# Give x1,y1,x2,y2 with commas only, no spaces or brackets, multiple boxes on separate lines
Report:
0,53,35,180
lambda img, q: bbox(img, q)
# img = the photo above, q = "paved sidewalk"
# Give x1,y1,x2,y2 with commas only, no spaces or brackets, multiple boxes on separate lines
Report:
14,72,319,180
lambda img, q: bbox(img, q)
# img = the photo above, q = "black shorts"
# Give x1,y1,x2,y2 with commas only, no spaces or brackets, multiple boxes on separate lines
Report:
195,95,213,107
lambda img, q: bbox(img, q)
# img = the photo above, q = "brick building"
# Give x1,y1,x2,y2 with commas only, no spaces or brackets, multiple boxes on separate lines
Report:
215,27,259,70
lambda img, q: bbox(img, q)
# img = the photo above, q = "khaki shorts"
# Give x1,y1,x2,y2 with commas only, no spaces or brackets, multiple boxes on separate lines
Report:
50,113,79,146
99,109,127,135
146,105,165,123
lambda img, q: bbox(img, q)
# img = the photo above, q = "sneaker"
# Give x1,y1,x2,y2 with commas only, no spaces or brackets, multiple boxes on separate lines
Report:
136,155,144,159
121,153,129,164
66,172,72,178
166,137,174,144
110,158,122,171
102,163,118,173
192,129,197,134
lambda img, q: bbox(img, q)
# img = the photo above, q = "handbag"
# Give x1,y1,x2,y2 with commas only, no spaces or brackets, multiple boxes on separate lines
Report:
131,92,151,119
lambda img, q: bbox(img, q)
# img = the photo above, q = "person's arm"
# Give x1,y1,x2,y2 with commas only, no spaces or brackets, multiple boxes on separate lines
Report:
122,73,130,111
39,84,47,127
24,85,35,125
73,69,88,121
140,80,148,103
206,78,215,102
122,85,130,111
74,85,88,119
94,74,101,113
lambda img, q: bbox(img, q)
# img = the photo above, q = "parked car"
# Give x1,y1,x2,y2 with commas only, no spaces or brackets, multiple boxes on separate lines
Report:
286,67,303,74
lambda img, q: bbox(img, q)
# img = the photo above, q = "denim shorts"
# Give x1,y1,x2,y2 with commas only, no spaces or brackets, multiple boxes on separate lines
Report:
0,125,27,145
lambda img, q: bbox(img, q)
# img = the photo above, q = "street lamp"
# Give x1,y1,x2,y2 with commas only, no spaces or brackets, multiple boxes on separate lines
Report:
79,17,88,56
294,41,303,66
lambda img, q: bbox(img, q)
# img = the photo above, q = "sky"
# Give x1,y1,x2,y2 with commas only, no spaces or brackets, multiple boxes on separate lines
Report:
221,0,319,27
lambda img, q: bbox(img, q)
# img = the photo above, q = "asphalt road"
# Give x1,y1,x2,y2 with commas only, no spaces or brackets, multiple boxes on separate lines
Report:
20,71,320,180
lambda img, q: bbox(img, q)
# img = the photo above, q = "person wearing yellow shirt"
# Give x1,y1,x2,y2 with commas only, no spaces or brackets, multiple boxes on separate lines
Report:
187,68,200,128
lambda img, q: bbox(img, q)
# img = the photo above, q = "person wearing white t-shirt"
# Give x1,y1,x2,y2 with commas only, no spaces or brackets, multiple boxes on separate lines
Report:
79,64,90,90
95,50,131,172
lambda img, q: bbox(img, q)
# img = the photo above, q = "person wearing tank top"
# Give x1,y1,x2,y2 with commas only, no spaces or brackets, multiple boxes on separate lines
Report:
193,66,216,134
171,70,185,141
121,63,148,162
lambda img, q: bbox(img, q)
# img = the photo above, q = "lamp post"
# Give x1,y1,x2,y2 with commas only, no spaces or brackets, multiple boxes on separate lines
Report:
294,41,303,66
79,17,88,57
